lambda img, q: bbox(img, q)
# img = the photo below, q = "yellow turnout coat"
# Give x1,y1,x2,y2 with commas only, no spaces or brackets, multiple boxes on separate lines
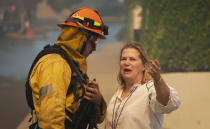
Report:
29,27,106,129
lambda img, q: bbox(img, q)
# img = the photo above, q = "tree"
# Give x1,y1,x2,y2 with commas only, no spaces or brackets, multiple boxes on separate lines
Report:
123,0,210,72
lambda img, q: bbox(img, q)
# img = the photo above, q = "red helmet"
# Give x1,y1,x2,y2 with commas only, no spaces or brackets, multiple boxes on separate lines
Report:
58,8,108,39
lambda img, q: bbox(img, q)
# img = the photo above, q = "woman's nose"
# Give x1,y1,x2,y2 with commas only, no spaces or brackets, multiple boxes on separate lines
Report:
124,59,130,65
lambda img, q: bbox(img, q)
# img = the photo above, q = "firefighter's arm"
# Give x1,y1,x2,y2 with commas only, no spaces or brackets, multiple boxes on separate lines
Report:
94,96,107,123
84,81,107,123
37,55,71,129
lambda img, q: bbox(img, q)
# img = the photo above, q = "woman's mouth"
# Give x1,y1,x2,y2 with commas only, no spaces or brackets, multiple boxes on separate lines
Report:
123,68,132,73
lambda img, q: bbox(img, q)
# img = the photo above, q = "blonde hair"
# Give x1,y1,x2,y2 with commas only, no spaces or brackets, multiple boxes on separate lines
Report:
118,41,151,86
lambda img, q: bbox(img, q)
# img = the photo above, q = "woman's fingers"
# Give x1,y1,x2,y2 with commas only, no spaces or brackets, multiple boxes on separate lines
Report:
149,60,160,72
155,59,160,68
148,59,161,81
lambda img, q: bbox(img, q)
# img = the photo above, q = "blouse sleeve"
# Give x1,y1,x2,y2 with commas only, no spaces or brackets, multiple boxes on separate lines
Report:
149,84,181,114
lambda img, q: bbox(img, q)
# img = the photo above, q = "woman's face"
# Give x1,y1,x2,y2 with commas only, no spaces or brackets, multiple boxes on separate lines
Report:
120,48,145,84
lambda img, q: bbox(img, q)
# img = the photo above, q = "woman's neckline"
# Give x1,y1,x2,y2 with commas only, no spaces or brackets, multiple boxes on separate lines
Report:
120,82,141,100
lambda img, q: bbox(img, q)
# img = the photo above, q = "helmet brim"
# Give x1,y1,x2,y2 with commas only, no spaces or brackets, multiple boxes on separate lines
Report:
57,22,106,39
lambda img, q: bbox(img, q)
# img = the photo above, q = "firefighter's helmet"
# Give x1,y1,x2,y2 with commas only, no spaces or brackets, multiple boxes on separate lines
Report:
58,8,108,39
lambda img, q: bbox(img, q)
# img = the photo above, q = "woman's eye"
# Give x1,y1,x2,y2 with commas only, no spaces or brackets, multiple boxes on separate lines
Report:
130,58,136,61
121,58,126,61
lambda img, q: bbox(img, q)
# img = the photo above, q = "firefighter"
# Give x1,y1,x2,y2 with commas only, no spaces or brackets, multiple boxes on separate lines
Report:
26,8,108,129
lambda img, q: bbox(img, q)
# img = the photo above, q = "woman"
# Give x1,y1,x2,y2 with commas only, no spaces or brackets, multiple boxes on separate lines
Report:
105,42,180,129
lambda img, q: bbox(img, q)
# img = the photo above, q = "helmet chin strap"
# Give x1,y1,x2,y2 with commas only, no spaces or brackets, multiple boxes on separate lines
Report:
80,34,91,54
78,25,93,55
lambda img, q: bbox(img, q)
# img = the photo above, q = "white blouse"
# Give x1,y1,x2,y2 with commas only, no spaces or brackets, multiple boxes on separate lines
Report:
105,81,180,129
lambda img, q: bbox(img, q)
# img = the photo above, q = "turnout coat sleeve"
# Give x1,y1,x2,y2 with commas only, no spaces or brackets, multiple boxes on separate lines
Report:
94,96,107,123
30,53,107,129
30,54,71,129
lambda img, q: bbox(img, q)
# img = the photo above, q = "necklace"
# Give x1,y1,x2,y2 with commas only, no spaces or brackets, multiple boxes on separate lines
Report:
111,84,139,129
